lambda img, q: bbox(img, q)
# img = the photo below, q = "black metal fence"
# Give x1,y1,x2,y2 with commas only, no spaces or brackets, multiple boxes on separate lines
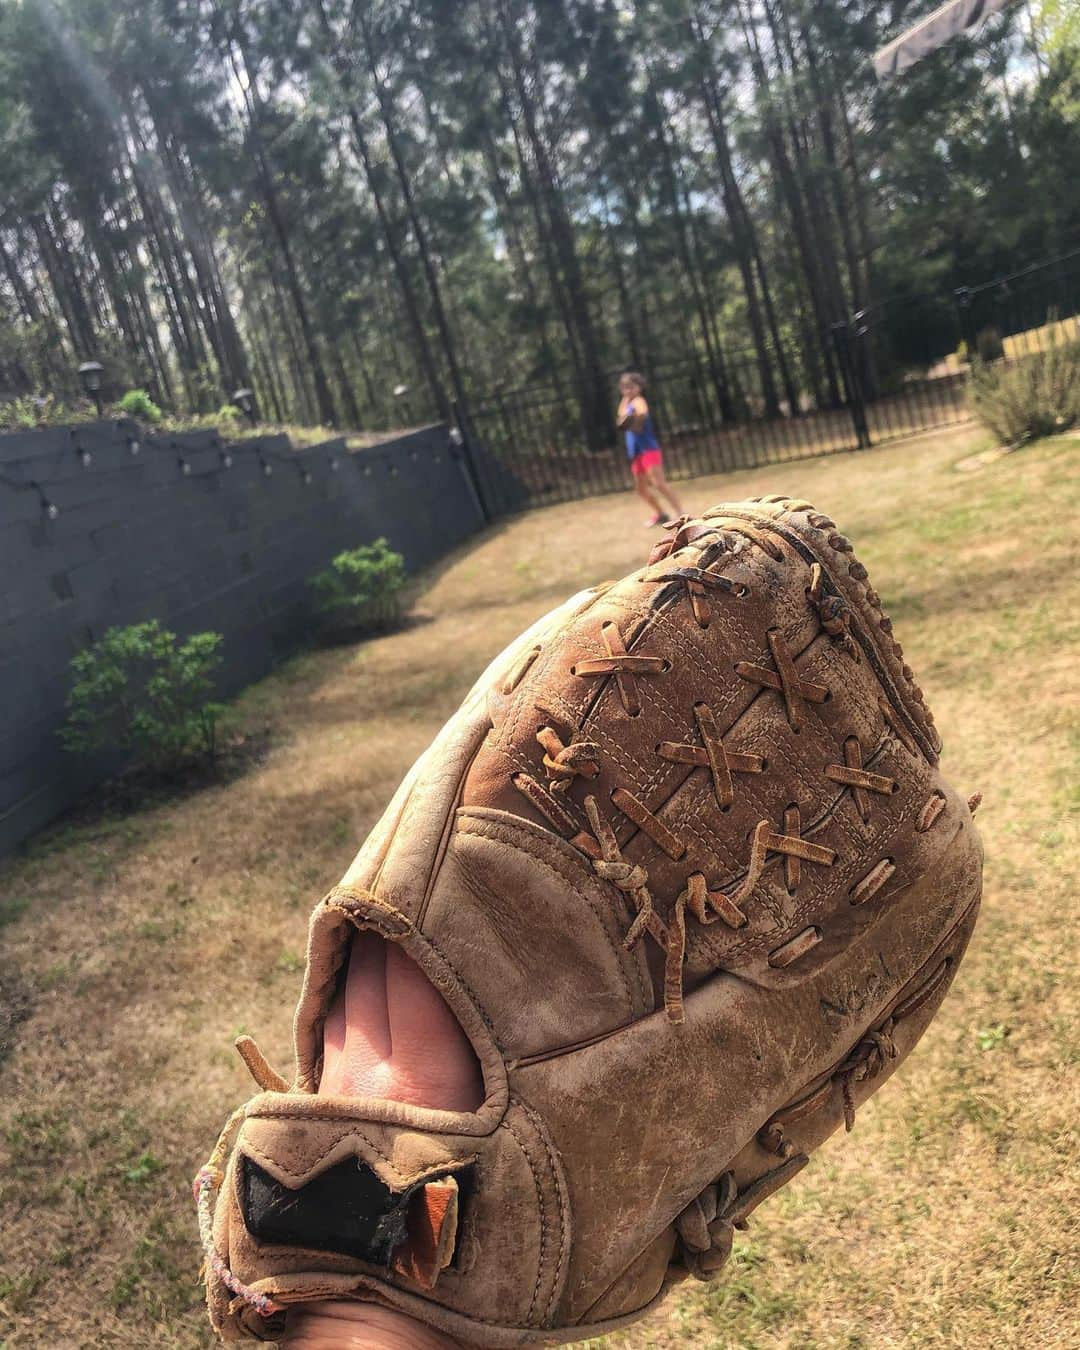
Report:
461,248,1080,519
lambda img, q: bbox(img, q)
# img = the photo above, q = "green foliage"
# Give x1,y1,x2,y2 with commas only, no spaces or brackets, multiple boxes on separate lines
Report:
1,0,1078,434
974,327,1004,363
116,389,163,422
60,621,226,773
0,393,94,432
309,539,406,634
215,401,242,426
1039,0,1080,119
976,1024,1009,1052
123,1151,165,1184
971,341,1080,446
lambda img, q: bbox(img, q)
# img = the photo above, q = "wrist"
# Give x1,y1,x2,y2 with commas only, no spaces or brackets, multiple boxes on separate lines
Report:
281,1300,467,1350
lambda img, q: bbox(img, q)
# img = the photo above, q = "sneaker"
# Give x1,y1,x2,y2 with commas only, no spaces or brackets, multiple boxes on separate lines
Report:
644,513,672,528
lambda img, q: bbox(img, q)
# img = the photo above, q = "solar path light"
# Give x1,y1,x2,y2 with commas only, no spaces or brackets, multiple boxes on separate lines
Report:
232,388,257,427
78,361,104,416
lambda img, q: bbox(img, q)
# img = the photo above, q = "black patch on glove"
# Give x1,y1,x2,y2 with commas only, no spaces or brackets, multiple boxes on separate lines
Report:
240,1155,410,1266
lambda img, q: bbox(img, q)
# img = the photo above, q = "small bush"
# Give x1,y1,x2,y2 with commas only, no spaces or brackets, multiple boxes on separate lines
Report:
116,389,163,423
61,621,225,773
0,393,93,431
309,539,407,634
971,341,1080,446
215,402,243,426
974,326,1004,363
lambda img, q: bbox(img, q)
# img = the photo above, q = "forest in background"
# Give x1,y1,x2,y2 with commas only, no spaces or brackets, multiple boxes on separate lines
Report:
1,0,1078,445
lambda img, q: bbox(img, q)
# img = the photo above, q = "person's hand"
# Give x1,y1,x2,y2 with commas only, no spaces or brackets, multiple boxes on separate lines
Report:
283,930,483,1348
282,1301,465,1350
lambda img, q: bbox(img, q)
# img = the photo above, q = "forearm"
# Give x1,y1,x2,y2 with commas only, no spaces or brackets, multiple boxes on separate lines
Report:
282,1301,467,1350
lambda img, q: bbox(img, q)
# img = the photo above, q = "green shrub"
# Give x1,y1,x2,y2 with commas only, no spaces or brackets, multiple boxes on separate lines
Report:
0,393,92,431
215,402,243,426
116,389,163,423
971,340,1080,446
61,621,225,772
974,326,1004,363
309,539,407,634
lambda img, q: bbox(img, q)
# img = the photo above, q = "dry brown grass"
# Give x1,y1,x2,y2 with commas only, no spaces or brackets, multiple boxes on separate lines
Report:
1,426,1077,1349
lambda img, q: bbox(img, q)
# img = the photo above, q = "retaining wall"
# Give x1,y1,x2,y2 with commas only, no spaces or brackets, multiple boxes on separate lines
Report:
0,419,486,853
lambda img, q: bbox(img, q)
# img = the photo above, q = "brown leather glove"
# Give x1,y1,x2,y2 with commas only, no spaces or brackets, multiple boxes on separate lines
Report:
196,496,982,1344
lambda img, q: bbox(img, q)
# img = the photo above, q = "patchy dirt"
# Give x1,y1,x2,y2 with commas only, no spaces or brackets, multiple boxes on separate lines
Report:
0,972,34,1065
44,728,274,835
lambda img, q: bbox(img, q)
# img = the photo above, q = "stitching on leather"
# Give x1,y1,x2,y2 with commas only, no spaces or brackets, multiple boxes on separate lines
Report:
413,927,505,1052
685,734,899,966
502,1107,550,1325
496,519,938,1019
457,845,639,1017
783,757,925,938
455,815,647,1015
239,1133,475,1190
513,1095,570,1323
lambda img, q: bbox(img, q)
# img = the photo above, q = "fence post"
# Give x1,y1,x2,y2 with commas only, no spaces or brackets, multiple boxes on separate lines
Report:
953,286,976,362
830,319,872,449
450,398,492,525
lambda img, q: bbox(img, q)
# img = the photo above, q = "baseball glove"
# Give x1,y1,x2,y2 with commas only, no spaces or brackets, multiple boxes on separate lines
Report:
196,495,983,1344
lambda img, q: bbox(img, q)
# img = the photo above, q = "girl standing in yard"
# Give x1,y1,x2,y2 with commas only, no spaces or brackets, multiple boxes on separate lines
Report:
616,371,684,526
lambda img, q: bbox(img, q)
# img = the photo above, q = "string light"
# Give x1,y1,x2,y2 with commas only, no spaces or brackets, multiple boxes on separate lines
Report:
1,425,432,518
0,467,61,520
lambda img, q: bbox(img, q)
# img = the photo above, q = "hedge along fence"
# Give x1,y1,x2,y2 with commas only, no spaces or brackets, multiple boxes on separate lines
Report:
0,418,488,854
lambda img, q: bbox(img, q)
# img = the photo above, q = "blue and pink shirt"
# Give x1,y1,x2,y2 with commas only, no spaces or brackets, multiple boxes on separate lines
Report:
622,399,661,461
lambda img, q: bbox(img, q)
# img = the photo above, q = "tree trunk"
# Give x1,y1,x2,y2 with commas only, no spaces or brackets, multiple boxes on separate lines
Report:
30,211,92,359
329,339,362,428
736,0,840,408
498,0,610,447
229,27,337,426
355,2,470,420
690,15,780,416
645,80,736,419
309,0,450,422
478,120,561,379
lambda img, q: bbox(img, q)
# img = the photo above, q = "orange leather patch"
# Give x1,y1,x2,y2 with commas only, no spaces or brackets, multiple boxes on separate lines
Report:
391,1176,459,1290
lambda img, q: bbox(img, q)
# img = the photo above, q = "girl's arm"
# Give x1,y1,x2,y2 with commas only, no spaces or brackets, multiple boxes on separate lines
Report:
617,396,646,431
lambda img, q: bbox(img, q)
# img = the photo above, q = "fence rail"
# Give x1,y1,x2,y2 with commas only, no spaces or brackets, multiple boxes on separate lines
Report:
461,251,1079,519
463,364,972,519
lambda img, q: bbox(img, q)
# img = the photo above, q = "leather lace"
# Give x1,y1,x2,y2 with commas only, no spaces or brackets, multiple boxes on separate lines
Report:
510,522,930,1025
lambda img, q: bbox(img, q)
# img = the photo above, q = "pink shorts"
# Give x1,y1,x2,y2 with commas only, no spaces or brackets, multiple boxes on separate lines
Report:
630,449,663,476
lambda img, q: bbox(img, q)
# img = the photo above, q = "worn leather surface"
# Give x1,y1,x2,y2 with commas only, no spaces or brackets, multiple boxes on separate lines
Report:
201,497,983,1344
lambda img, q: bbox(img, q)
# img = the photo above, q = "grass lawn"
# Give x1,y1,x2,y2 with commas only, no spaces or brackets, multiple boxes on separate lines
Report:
0,424,1077,1349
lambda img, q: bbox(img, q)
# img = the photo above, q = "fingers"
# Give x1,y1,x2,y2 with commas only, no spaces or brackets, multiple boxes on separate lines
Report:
282,1300,468,1349
318,932,482,1111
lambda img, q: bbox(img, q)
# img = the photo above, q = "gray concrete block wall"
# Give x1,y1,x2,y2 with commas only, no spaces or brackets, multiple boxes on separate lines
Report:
0,419,485,853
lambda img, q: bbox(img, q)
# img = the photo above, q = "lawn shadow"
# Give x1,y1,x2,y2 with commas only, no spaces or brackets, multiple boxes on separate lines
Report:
34,728,273,841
